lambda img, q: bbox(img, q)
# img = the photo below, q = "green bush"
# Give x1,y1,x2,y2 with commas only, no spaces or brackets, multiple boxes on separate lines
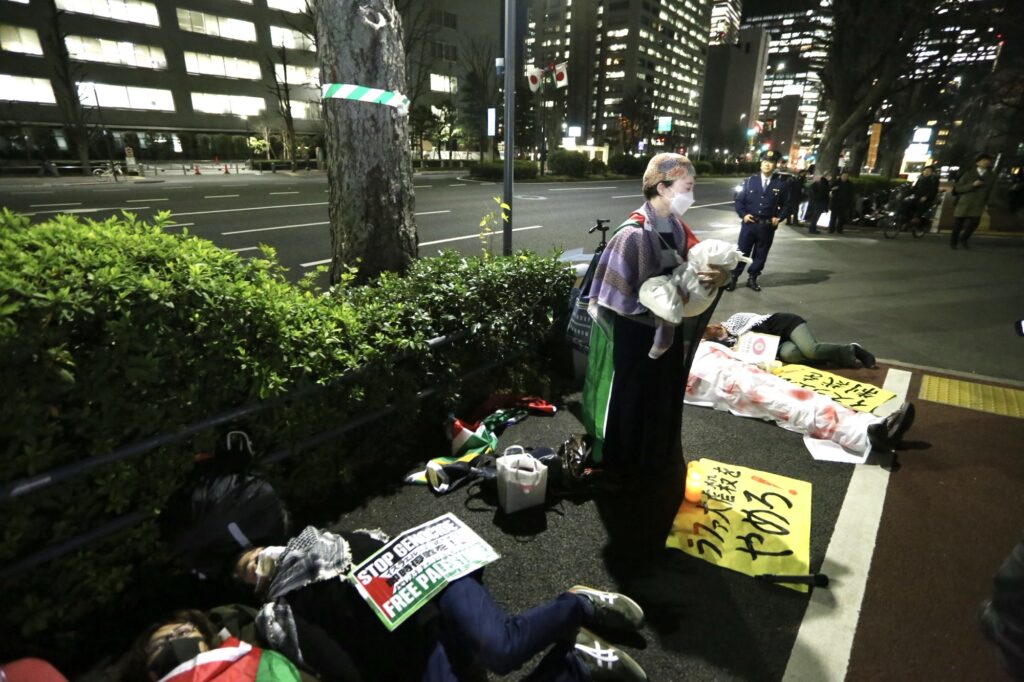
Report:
851,174,907,196
693,160,714,175
546,150,589,178
608,153,652,176
469,160,539,180
588,158,607,175
0,209,572,670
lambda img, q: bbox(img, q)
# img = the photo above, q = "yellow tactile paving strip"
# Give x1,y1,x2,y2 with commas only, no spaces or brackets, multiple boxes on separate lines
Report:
918,374,1024,419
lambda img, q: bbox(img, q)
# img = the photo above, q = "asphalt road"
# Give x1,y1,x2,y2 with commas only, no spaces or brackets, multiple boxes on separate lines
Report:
1,171,1021,382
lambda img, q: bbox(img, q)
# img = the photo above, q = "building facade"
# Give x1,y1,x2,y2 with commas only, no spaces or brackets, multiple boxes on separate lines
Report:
741,0,831,161
699,25,768,158
708,0,741,46
525,0,713,155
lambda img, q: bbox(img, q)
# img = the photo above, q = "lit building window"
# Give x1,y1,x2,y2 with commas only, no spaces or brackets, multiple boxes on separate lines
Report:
66,36,166,69
191,92,265,116
177,9,256,42
0,74,55,102
290,100,319,119
429,73,457,93
275,63,318,85
78,82,175,110
270,26,315,51
267,0,306,12
184,51,260,79
0,24,42,54
56,0,159,26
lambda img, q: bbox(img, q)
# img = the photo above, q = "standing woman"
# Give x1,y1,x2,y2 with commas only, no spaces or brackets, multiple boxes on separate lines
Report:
582,154,729,477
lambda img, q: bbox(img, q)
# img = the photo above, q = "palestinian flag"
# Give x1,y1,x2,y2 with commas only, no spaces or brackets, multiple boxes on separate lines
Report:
159,637,300,682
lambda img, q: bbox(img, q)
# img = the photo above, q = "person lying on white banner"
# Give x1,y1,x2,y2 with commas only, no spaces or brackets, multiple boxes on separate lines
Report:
686,341,915,462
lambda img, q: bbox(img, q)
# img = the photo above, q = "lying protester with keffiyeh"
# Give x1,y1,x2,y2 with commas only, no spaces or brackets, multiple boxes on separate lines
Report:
231,525,650,682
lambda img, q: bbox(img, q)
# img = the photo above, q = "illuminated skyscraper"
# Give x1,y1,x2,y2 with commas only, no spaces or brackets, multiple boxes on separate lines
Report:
709,0,742,46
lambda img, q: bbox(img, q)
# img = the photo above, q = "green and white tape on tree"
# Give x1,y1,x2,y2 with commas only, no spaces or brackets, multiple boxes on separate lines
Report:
322,83,410,114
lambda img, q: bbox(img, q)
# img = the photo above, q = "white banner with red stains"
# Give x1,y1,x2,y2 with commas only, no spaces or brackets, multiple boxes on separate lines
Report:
667,458,813,592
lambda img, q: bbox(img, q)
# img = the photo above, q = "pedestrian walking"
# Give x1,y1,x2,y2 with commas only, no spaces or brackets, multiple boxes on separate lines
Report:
828,170,855,234
805,173,830,234
725,149,790,292
951,153,996,249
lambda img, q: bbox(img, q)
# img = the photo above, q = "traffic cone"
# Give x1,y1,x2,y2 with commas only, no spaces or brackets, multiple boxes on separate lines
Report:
223,164,229,174
194,164,201,175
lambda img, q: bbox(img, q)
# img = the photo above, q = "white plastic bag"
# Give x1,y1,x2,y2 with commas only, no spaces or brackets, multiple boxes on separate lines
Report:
639,239,752,322
496,452,548,513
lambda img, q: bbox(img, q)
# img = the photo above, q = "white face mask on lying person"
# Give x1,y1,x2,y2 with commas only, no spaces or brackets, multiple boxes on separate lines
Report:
670,190,695,216
254,546,285,588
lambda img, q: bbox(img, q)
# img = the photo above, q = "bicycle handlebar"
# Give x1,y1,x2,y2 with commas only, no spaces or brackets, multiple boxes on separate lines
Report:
588,218,611,234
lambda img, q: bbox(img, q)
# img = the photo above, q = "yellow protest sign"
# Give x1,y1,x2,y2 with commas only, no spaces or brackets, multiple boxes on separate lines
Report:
773,364,895,413
667,458,813,592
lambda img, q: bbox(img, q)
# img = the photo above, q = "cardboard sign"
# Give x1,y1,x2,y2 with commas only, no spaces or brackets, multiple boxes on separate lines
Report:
774,364,895,413
350,514,499,630
667,458,812,592
735,332,780,364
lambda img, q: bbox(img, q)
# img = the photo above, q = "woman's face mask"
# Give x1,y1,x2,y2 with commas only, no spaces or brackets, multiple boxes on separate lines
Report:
670,190,695,216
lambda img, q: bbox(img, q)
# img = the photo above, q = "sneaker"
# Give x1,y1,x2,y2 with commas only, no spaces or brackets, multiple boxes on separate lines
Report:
572,628,648,682
851,343,877,368
570,585,645,632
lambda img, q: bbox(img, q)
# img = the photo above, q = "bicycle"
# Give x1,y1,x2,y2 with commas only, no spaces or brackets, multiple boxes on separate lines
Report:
588,217,611,252
93,163,124,178
883,199,935,239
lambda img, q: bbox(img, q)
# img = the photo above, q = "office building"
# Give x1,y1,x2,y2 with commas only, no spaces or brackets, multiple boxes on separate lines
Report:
741,0,831,157
709,0,742,46
525,0,713,154
699,25,768,157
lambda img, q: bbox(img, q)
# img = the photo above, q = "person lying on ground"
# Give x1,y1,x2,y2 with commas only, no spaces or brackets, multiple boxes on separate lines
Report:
124,608,302,682
703,312,877,369
686,341,914,456
233,525,649,682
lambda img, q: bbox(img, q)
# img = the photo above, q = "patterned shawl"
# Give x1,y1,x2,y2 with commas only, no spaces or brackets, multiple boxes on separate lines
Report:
587,203,699,357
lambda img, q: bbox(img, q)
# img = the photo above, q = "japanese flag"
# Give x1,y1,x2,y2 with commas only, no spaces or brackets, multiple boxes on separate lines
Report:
526,67,544,92
553,62,568,89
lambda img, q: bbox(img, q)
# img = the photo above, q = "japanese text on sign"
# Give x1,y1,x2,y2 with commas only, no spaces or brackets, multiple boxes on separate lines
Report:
773,364,895,413
667,458,813,592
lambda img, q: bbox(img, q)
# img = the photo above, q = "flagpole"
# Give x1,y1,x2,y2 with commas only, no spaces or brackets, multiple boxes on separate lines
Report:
501,0,515,256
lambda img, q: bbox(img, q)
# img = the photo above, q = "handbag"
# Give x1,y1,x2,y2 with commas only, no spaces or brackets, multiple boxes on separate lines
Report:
566,250,602,352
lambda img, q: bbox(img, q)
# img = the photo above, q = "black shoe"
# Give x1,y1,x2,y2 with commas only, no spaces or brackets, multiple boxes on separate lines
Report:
868,402,916,451
961,241,970,250
746,276,761,292
724,276,738,292
572,629,648,682
809,229,820,234
571,585,645,633
851,343,876,369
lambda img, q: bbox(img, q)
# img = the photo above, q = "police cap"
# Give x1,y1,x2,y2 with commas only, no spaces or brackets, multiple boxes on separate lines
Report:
759,150,782,163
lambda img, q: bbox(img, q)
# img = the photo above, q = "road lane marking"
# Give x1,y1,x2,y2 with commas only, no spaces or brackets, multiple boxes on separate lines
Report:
229,246,260,252
164,186,195,190
300,225,545,268
415,210,451,216
127,198,167,202
548,186,616,191
164,222,194,228
173,201,327,217
782,368,912,682
28,205,150,215
30,202,81,207
413,185,432,188
611,194,641,199
222,220,329,235
270,191,300,195
17,191,54,195
204,194,240,199
693,201,735,209
449,183,466,186
95,189,128,193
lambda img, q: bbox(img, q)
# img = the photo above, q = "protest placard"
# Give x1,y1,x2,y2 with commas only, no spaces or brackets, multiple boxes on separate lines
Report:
735,332,780,365
774,364,895,413
350,513,499,630
667,458,813,592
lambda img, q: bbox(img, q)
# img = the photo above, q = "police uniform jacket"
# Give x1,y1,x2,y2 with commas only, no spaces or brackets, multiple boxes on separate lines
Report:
735,173,790,223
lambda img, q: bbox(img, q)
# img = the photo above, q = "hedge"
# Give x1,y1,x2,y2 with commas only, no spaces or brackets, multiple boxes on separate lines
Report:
0,209,573,670
469,160,539,180
546,150,589,178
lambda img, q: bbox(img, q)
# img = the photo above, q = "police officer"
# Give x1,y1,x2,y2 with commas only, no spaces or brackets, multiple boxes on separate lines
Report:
726,149,790,292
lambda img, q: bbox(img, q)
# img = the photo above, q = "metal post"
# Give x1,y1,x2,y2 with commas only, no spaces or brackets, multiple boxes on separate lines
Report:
502,0,516,256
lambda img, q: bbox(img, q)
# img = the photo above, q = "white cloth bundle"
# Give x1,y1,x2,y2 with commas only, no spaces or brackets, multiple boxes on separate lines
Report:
639,239,752,323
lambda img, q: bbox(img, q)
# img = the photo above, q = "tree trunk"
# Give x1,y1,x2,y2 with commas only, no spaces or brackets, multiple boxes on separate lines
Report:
846,126,870,177
318,0,416,283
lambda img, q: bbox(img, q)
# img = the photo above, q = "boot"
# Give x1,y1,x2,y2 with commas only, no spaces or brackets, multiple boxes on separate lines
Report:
724,275,738,292
746,276,761,292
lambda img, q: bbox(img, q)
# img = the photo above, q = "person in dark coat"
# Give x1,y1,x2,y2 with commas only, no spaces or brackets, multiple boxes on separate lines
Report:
726,149,790,292
785,169,808,226
804,173,830,234
951,153,997,249
828,170,855,234
236,526,649,682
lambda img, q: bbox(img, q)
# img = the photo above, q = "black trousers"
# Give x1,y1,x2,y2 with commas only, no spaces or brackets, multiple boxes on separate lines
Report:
950,216,981,246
